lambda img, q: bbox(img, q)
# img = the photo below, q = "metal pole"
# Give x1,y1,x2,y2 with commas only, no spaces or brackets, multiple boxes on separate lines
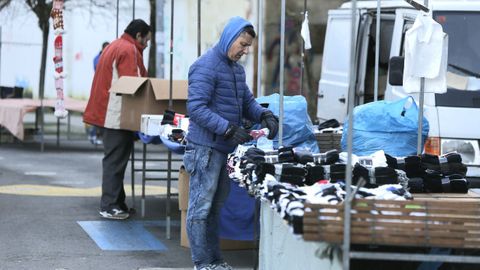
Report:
417,0,429,155
343,0,358,269
166,0,175,240
256,0,264,97
132,0,136,19
0,26,2,86
417,78,425,155
116,0,119,38
197,0,201,57
300,0,307,96
169,0,174,109
279,0,286,146
374,0,380,101
166,150,172,239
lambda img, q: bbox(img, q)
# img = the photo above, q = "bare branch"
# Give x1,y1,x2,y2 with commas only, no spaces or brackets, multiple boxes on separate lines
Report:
0,0,13,11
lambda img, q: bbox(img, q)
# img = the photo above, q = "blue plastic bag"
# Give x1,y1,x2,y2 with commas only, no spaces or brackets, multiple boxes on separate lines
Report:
341,96,429,156
256,93,319,153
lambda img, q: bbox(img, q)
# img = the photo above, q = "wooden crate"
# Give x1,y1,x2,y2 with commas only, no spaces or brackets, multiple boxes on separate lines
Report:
303,198,480,249
315,133,342,152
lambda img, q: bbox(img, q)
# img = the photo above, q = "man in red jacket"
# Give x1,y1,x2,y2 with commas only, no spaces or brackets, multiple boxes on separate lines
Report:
83,19,151,219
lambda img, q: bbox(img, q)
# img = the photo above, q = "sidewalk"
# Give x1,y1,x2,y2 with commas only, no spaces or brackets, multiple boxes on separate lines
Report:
0,115,256,270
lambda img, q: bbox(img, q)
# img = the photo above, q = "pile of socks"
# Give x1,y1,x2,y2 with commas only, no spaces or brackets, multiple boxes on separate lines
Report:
259,176,412,235
385,152,469,193
421,153,468,193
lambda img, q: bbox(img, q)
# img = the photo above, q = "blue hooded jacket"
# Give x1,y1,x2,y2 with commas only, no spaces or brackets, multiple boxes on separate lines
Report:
186,17,267,153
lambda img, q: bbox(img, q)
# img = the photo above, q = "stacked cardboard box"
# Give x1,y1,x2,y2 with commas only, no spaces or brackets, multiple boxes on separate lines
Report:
109,76,188,132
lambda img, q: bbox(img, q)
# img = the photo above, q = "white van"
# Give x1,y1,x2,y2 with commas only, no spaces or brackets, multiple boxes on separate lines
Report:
317,0,480,183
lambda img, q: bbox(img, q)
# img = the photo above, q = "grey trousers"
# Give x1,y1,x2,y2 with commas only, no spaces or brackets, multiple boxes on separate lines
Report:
100,128,135,211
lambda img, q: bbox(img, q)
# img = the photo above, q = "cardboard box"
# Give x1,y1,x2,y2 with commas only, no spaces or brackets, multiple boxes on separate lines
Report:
178,168,255,250
109,76,188,131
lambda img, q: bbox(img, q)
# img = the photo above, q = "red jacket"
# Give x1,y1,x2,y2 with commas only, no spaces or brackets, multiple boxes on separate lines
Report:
83,33,147,129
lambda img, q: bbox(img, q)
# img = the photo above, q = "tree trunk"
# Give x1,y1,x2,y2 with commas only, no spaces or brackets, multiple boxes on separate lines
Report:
148,0,156,77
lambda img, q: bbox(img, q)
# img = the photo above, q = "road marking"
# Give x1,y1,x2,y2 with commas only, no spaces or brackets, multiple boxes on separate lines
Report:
24,171,57,176
78,220,168,251
0,184,177,197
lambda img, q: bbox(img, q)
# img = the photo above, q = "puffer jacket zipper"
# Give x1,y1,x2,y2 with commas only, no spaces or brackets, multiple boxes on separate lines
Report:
229,63,242,125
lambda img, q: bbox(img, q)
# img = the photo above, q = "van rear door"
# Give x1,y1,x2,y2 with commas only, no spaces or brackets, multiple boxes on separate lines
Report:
317,9,360,122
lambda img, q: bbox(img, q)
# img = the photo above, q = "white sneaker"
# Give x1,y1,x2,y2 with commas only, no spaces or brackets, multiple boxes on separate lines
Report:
99,208,129,220
195,264,217,270
215,262,234,270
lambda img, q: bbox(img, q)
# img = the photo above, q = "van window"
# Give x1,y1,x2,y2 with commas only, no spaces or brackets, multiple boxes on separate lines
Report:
364,17,395,102
436,12,480,81
434,11,480,108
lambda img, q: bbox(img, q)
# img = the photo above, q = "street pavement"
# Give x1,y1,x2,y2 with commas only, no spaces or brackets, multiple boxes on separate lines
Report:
0,114,256,270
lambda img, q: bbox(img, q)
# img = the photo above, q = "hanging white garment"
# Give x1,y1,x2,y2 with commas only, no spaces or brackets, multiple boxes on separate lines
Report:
301,11,312,50
403,12,448,93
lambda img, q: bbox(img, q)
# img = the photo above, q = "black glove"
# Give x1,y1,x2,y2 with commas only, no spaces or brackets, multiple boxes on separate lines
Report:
260,110,279,139
224,124,253,145
161,109,175,125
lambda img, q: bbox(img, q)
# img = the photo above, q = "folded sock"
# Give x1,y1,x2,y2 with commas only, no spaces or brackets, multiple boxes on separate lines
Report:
408,177,424,193
443,174,469,193
385,153,398,168
450,178,469,193
352,163,369,186
278,146,295,163
318,119,340,130
423,169,443,193
444,163,467,176
329,164,346,182
293,148,314,164
404,155,423,178
255,163,275,183
244,147,266,165
443,152,463,163
314,149,340,165
305,165,325,186
290,213,304,235
373,167,398,186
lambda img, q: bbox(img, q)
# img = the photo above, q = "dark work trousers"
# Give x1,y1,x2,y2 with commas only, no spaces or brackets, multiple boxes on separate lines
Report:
100,128,135,211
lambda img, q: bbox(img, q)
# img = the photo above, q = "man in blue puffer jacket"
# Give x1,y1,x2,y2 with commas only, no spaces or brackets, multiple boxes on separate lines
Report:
183,17,279,270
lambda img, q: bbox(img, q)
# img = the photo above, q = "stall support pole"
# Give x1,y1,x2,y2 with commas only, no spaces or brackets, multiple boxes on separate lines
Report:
254,3,264,269
256,0,264,97
116,0,119,38
197,0,201,57
141,143,147,217
279,0,286,146
417,78,425,155
132,0,135,19
342,0,358,269
0,26,2,86
165,0,175,240
374,0,380,101
131,144,136,210
300,0,307,96
416,0,428,155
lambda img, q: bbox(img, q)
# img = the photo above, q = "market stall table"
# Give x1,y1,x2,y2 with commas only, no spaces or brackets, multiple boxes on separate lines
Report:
0,98,87,143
